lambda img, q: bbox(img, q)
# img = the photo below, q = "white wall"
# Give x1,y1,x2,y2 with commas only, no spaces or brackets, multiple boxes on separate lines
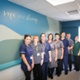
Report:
46,17,60,36
0,65,25,80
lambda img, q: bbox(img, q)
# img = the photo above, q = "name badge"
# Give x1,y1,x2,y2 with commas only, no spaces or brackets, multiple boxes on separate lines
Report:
37,53,40,56
43,52,45,55
30,56,33,59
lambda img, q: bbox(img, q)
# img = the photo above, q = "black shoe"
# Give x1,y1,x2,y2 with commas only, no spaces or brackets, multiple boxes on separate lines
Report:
69,69,72,71
76,69,79,71
48,75,51,78
65,71,68,75
51,75,53,79
57,74,61,77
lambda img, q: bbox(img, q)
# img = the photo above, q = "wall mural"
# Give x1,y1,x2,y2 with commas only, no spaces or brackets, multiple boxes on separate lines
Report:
0,0,49,70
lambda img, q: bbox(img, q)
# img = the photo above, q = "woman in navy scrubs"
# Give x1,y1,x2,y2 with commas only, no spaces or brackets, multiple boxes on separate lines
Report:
30,35,44,80
20,35,34,80
61,32,69,75
40,33,52,80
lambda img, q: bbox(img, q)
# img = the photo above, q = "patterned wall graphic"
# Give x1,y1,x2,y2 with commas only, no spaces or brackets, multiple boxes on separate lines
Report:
0,0,49,70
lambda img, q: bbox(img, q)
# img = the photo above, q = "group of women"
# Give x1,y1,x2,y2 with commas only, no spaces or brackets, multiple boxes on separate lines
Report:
19,32,80,80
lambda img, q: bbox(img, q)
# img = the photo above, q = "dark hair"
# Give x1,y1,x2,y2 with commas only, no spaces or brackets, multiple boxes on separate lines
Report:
55,33,60,36
23,34,31,43
48,33,53,40
40,33,46,38
55,33,60,40
39,33,46,42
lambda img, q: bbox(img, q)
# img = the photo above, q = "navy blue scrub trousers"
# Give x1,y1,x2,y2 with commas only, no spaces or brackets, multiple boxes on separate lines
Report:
63,55,68,74
42,62,48,80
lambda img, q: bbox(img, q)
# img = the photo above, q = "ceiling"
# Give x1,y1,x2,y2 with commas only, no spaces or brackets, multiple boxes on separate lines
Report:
8,0,80,21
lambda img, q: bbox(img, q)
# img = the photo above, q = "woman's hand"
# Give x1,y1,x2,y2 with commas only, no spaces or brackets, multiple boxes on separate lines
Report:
60,55,63,59
27,65,31,71
55,57,57,61
40,59,44,66
78,53,80,56
49,57,52,62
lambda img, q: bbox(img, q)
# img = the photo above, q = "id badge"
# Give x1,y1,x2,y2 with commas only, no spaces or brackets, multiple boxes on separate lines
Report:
37,53,40,56
43,52,45,55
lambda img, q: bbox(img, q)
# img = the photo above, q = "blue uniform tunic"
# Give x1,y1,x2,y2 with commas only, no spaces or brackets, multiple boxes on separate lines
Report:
20,43,33,71
61,38,69,73
40,41,51,62
61,38,69,56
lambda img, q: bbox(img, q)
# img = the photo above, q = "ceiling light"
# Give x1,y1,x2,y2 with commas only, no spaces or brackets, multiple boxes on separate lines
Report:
46,0,75,6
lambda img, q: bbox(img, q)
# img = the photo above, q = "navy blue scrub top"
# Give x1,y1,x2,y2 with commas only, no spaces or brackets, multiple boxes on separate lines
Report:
61,38,69,56
40,41,51,62
20,43,33,71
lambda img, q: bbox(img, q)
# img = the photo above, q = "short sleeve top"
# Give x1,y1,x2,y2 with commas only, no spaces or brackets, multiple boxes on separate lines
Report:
40,41,51,62
20,43,33,71
30,43,44,64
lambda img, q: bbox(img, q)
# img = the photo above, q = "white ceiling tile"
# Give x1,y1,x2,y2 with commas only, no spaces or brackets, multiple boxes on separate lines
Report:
36,6,60,16
8,0,80,21
76,0,80,9
69,14,80,18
